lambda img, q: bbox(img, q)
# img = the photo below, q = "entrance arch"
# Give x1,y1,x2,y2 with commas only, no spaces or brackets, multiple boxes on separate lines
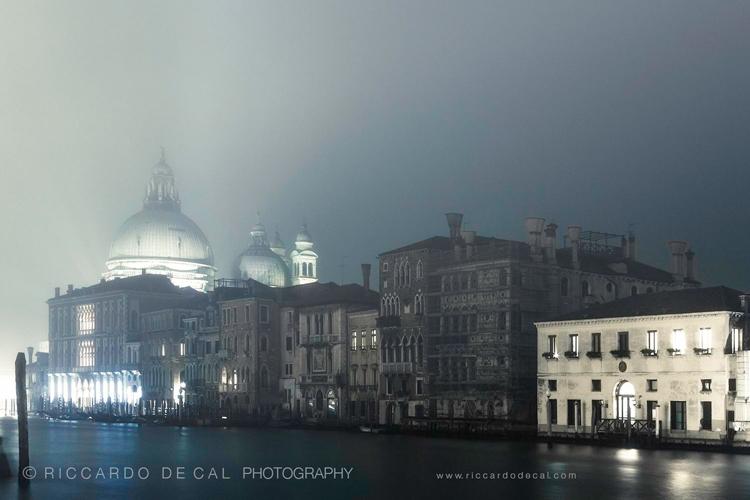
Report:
614,381,636,421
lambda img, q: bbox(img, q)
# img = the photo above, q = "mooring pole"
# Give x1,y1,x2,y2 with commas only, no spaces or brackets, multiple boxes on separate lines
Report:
15,352,30,488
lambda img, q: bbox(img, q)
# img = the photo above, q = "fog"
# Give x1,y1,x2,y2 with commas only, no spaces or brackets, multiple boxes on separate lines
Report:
1,1,749,386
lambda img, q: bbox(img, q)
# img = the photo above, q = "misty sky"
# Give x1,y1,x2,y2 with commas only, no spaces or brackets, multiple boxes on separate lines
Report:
1,1,750,386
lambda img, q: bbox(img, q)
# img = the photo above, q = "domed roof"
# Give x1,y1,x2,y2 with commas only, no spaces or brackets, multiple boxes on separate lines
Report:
296,225,312,243
236,244,289,287
108,206,214,265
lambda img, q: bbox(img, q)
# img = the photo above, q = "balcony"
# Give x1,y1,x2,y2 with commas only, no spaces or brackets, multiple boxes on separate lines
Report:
693,347,712,356
610,349,631,358
376,316,401,328
640,348,658,357
563,351,579,359
585,351,602,359
541,352,558,360
381,362,416,374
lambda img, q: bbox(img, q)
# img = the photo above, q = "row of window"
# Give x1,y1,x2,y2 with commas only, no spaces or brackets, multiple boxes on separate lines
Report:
221,304,270,326
351,330,378,350
546,377,732,394
547,399,712,431
559,278,653,299
544,327,743,358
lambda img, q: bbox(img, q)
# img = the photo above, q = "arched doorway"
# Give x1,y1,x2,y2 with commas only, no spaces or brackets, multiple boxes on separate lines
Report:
615,381,636,421
315,390,324,413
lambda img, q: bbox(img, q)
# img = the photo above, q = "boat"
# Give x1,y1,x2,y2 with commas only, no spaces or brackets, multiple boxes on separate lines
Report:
359,425,384,434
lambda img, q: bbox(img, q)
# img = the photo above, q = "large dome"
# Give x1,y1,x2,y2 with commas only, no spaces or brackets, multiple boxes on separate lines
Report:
108,207,214,264
103,152,216,292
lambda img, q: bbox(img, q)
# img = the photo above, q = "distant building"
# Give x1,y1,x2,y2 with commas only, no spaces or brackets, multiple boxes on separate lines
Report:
377,213,698,425
25,345,49,412
103,151,216,292
235,219,319,288
536,286,750,444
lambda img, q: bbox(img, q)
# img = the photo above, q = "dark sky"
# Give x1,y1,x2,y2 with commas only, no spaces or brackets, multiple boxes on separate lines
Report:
1,1,750,389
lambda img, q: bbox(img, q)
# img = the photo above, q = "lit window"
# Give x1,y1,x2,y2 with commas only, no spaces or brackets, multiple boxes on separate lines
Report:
647,330,658,353
569,334,579,355
701,379,712,392
671,329,685,354
360,330,367,350
78,339,95,367
76,304,96,335
179,342,186,356
698,328,712,353
351,331,357,351
730,328,742,354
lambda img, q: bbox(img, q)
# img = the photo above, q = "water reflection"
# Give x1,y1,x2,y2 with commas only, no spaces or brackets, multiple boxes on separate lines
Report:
0,418,749,500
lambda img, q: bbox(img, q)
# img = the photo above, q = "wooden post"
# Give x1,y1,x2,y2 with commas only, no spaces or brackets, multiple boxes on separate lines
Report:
15,352,30,488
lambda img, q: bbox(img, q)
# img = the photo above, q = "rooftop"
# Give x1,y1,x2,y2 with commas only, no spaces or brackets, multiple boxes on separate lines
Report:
544,286,745,323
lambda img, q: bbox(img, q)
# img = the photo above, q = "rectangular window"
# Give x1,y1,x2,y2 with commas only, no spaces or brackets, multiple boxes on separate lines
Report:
179,342,185,356
547,335,557,356
670,401,686,431
591,332,601,353
569,334,579,355
567,400,581,427
548,379,557,392
360,330,367,350
78,339,95,367
232,307,237,324
286,336,293,352
730,328,742,354
591,379,601,392
647,330,658,353
698,328,712,352
701,401,712,430
647,379,658,392
729,378,737,392
549,399,557,424
672,329,686,353
617,331,629,352
370,329,378,349
351,331,357,351
646,400,658,423
416,378,424,395
499,311,507,330
260,305,269,324
245,305,250,322
701,379,712,392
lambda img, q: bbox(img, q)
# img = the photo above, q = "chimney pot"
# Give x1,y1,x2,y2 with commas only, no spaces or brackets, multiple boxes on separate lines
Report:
361,263,371,290
445,213,464,240
66,284,73,293
54,287,60,297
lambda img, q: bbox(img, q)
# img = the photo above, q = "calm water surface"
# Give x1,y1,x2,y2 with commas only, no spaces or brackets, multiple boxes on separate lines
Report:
0,417,748,499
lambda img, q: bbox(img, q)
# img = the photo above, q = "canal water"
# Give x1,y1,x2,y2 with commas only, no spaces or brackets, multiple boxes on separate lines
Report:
0,417,749,499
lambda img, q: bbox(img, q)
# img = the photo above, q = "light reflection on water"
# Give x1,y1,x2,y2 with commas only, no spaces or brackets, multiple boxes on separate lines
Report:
0,417,748,500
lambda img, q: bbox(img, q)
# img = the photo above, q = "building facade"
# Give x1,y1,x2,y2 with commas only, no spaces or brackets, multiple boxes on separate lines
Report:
377,213,699,424
536,286,750,444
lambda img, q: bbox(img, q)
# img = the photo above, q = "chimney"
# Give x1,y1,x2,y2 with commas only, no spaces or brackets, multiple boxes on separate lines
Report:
667,240,688,280
524,217,545,249
567,226,582,270
26,347,34,364
66,284,74,293
54,287,60,298
627,231,637,261
361,263,371,290
445,213,464,240
461,230,476,258
685,248,696,281
100,277,106,284
142,268,147,275
544,223,558,264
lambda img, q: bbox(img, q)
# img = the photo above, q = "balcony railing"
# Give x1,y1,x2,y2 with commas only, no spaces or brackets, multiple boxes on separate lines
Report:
610,349,631,358
376,316,401,328
381,362,416,374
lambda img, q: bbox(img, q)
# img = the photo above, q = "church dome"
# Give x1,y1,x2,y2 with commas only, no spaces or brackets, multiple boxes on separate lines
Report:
236,217,290,287
108,207,214,265
103,151,216,292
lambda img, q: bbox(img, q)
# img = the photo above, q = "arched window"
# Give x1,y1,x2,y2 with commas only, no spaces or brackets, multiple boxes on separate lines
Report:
409,336,415,362
646,287,654,294
302,262,308,277
260,336,268,352
310,263,315,277
581,280,590,297
416,260,423,279
631,286,638,296
260,366,269,388
417,336,424,365
560,277,569,297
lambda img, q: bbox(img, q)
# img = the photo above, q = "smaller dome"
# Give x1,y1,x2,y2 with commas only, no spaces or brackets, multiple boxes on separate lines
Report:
296,224,313,243
236,245,290,287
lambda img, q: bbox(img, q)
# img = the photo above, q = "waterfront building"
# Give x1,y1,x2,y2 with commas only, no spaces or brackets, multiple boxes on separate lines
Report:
103,151,216,292
377,213,698,425
213,279,280,418
47,274,201,414
536,286,750,443
281,280,379,421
